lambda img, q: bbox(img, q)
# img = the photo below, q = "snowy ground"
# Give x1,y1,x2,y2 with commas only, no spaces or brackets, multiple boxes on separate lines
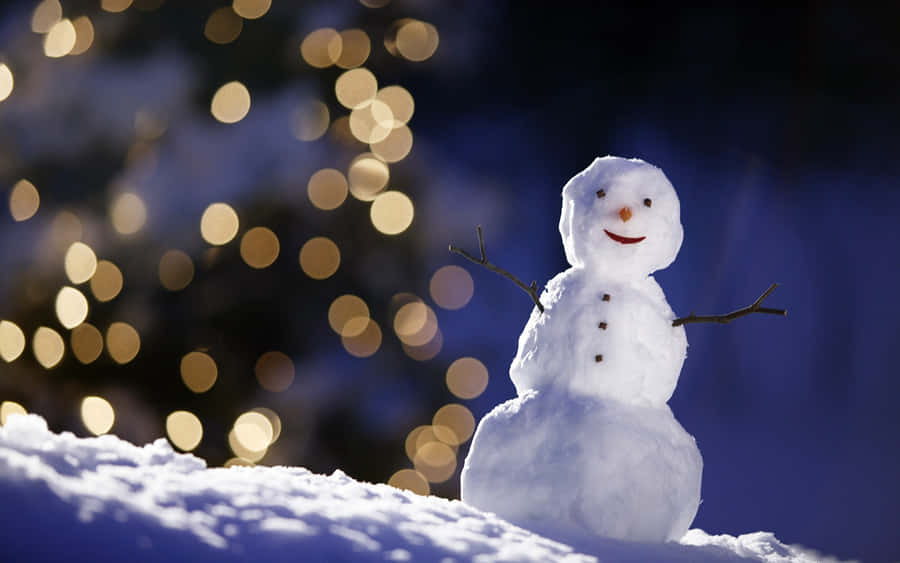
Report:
0,414,845,563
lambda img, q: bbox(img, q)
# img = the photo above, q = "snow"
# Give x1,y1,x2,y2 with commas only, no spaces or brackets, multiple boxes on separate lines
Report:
0,414,844,562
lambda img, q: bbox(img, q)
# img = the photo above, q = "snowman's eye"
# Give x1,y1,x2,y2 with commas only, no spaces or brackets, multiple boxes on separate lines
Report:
643,198,652,208
596,189,606,198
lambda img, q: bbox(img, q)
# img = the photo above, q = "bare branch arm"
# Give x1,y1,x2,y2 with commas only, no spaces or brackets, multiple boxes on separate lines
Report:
672,283,787,327
450,226,545,313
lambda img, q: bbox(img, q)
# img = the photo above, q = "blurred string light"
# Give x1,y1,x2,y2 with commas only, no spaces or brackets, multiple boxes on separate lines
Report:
158,249,194,291
349,101,392,144
44,19,76,58
328,116,359,148
328,294,369,336
299,237,340,280
0,63,13,102
253,407,282,443
432,404,475,446
291,100,330,141
204,7,242,45
200,202,239,245
70,323,103,364
300,28,342,69
9,179,40,221
70,16,95,56
110,192,148,235
166,411,203,451
0,321,26,363
370,124,413,162
180,351,218,393
254,351,294,392
376,86,414,128
232,0,270,20
387,469,429,495
101,0,132,13
230,410,275,462
306,168,348,210
81,396,114,435
429,265,474,310
393,300,438,347
0,401,27,425
335,68,377,110
336,30,371,69
50,211,83,251
348,154,389,201
33,326,64,368
386,19,439,62
64,242,97,285
445,357,488,399
106,322,140,364
402,327,442,361
341,318,382,358
240,227,280,269
55,286,89,329
31,0,61,34
90,260,123,302
370,190,414,235
211,81,251,124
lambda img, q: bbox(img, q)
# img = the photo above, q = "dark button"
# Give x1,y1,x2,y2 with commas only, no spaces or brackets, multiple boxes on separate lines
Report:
602,294,610,301
595,354,603,362
598,322,607,330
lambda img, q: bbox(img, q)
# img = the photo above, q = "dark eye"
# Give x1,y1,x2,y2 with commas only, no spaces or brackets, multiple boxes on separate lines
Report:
643,198,652,208
596,189,605,198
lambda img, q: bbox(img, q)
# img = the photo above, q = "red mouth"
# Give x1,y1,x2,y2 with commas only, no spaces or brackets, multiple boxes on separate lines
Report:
604,229,646,245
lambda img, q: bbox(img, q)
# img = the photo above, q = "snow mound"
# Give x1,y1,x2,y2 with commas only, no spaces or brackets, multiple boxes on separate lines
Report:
0,415,845,562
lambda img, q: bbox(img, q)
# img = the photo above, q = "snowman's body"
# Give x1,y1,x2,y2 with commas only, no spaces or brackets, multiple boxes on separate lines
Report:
461,156,703,544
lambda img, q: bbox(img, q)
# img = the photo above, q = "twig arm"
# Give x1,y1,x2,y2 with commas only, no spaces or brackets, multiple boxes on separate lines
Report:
672,283,787,327
450,226,545,313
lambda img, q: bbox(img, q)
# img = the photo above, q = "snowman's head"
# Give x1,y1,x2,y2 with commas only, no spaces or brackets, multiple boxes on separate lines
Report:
559,156,682,279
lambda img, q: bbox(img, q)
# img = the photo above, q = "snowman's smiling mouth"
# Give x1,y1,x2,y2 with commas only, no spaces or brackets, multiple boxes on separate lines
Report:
604,230,646,244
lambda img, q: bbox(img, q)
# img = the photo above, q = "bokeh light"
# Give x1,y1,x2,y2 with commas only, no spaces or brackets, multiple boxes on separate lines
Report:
348,154,389,201
0,401,27,425
300,28,342,68
394,20,439,62
70,323,103,364
110,192,148,235
446,357,489,399
232,0,271,20
388,469,429,495
180,351,218,393
70,16,95,56
432,404,475,446
33,327,64,369
376,86,415,128
252,407,282,444
101,0,133,13
429,265,474,310
200,203,240,245
211,81,251,124
254,351,295,392
232,411,274,458
370,191,414,235
159,250,194,291
291,100,330,141
336,29,371,69
328,295,370,336
55,286,89,329
335,68,378,110
44,19,76,58
240,227,280,269
349,101,393,144
413,440,456,483
90,260,124,302
81,396,114,435
370,124,413,162
31,0,61,33
299,237,340,280
0,321,26,363
0,64,13,102
64,242,98,285
402,327,442,362
49,211,83,251
166,411,203,451
106,322,140,364
307,168,348,210
341,318,382,358
9,179,39,221
204,7,242,45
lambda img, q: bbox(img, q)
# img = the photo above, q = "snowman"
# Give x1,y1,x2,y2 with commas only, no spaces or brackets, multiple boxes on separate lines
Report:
452,156,783,545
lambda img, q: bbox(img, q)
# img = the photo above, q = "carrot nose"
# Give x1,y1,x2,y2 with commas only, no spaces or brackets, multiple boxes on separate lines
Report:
619,206,632,222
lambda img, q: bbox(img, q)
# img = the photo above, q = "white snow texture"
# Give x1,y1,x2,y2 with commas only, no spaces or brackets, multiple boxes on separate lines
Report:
0,414,841,562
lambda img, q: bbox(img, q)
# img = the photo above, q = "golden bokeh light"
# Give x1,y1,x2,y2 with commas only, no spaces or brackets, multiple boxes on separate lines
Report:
102,0,133,12
70,323,103,364
64,242,97,285
81,396,114,435
0,64,13,103
299,237,340,280
446,357,489,400
394,301,427,340
388,469,429,496
0,321,26,363
404,425,430,462
291,100,330,141
70,16,95,56
349,102,393,145
31,0,61,33
370,191,414,235
180,351,218,393
224,457,254,468
0,401,27,425
370,124,413,162
252,407,282,444
211,81,251,124
335,68,378,110
376,86,414,128
204,7,242,45
9,179,40,221
402,327,442,362
336,29,371,69
44,19,76,58
255,351,295,392
328,295,370,336
90,260,124,302
432,404,476,446
106,322,140,364
33,326,64,369
348,154,389,201
341,318,382,358
307,168,348,210
232,0,270,19
395,20,439,62
430,265,474,310
201,202,240,245
329,116,362,148
110,192,147,235
413,441,457,483
166,411,203,451
55,286,89,329
159,249,194,291
50,211,83,251
233,411,274,452
228,428,267,462
300,28,342,69
240,227,280,269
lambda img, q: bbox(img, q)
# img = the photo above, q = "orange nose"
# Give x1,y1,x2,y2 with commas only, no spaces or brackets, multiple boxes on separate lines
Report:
619,206,632,222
